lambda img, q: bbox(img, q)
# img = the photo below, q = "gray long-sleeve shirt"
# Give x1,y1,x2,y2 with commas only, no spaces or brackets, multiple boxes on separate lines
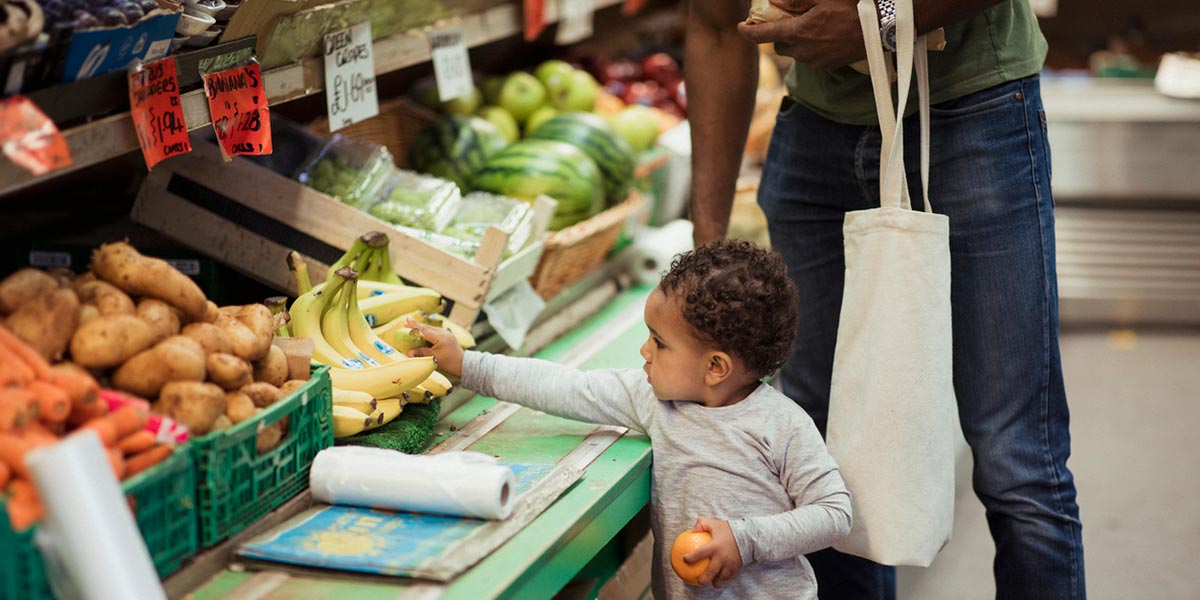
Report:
461,351,852,599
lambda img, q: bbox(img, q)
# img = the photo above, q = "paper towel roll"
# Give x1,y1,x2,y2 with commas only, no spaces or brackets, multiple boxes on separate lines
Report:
26,431,167,600
309,447,517,520
629,219,694,286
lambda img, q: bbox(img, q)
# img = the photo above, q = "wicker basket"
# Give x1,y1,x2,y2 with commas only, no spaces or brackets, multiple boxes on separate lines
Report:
530,192,645,299
308,97,438,169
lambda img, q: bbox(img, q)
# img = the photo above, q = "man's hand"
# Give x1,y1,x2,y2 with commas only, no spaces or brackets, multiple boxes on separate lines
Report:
405,319,464,378
686,517,744,589
738,0,865,70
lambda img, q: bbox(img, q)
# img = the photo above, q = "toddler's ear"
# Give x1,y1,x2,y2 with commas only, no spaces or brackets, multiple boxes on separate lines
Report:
703,351,734,386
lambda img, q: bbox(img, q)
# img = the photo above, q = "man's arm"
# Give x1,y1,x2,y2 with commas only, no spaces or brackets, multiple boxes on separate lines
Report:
686,0,760,246
739,0,1007,69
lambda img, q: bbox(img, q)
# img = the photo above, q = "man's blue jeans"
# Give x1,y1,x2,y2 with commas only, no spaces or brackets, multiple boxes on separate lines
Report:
758,75,1085,599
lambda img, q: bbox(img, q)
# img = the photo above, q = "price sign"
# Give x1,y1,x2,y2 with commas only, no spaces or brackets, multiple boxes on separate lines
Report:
429,26,473,102
324,23,379,132
0,96,71,176
556,0,594,45
128,57,191,170
202,62,272,160
524,0,546,41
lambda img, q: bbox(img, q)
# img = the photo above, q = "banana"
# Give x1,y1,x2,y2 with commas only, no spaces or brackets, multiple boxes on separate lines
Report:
344,272,405,364
359,289,444,327
326,236,373,287
362,398,404,431
289,278,362,368
287,251,313,295
332,387,377,414
419,370,454,397
373,245,406,286
405,385,435,404
332,404,372,437
427,313,477,349
321,274,379,368
329,356,437,399
390,327,428,354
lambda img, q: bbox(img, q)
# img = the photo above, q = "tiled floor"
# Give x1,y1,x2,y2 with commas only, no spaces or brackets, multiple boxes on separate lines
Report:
898,328,1200,599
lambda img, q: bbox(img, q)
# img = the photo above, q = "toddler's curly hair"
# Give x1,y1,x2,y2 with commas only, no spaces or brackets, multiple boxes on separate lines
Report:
659,239,798,378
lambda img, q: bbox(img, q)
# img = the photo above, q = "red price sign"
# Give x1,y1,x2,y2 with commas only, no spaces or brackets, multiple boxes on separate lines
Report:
128,57,191,170
0,96,72,176
202,63,272,159
524,0,545,41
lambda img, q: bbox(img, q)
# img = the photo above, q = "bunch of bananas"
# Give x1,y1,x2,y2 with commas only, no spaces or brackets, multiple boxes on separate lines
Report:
286,232,476,438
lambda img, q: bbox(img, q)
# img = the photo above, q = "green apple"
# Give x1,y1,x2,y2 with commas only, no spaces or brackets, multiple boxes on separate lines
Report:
523,105,558,137
480,76,506,105
441,85,483,116
534,60,575,89
477,105,520,144
611,105,659,152
548,70,598,112
497,72,547,124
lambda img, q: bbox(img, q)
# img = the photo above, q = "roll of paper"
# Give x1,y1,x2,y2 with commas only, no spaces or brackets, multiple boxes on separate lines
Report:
628,219,694,286
309,447,517,520
26,431,166,600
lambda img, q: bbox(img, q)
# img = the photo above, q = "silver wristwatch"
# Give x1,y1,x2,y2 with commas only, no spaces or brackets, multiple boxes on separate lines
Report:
877,0,897,51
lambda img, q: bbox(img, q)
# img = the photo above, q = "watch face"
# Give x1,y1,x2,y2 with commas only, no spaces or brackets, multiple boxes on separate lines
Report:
885,25,897,50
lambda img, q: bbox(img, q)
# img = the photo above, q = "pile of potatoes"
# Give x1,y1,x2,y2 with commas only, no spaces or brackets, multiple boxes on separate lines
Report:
0,241,305,451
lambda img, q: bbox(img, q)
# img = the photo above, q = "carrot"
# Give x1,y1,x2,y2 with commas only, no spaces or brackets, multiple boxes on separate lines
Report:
47,364,99,414
0,325,51,380
5,479,44,531
28,381,71,424
107,447,126,479
109,405,147,439
0,434,39,479
0,387,32,431
80,416,117,447
66,398,107,428
0,460,10,488
124,444,172,477
0,341,35,385
19,424,58,446
116,430,155,456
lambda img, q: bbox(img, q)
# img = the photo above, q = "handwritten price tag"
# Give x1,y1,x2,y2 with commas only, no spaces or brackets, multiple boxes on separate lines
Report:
0,96,71,176
429,26,473,102
128,57,190,170
324,23,379,132
202,63,272,160
556,0,594,45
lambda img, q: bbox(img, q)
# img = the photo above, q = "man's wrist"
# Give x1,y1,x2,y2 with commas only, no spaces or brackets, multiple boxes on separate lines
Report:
876,0,897,51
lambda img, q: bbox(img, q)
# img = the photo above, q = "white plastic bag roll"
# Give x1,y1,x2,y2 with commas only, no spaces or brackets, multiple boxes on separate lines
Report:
628,219,694,286
26,430,167,600
309,447,517,520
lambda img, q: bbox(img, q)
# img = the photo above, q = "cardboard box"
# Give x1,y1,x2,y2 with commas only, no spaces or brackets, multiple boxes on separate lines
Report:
61,1,182,82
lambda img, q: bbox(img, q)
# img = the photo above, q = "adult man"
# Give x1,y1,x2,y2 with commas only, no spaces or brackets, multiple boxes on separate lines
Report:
684,0,1085,598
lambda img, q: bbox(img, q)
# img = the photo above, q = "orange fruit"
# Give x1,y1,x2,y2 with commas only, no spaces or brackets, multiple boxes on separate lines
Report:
670,530,712,586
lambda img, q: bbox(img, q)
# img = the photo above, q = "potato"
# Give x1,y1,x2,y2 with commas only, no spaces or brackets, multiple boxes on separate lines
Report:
111,335,207,399
278,380,307,395
76,280,135,316
0,268,58,315
211,415,234,432
46,268,75,287
90,242,208,321
255,420,286,454
157,381,226,437
137,298,181,344
5,287,80,360
217,304,273,361
240,382,282,408
744,0,794,24
79,304,100,325
252,345,288,387
202,301,220,324
224,391,257,424
69,314,156,369
181,322,232,355
207,353,253,390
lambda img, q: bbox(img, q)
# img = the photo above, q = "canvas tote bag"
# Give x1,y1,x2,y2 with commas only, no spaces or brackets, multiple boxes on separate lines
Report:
824,0,957,567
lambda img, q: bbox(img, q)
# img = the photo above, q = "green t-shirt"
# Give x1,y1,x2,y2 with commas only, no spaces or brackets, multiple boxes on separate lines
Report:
786,0,1048,125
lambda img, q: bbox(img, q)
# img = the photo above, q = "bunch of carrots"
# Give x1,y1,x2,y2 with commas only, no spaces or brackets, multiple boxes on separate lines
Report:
1,325,174,532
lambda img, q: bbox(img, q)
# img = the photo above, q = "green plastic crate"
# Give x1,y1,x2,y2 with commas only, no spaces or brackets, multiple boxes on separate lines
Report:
0,442,197,600
193,365,333,548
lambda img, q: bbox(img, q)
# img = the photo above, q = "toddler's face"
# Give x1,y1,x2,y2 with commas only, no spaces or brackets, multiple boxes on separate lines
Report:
640,287,710,402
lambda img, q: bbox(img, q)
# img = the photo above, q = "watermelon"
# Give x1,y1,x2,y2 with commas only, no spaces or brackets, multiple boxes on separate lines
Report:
409,116,508,192
527,112,634,206
473,139,605,219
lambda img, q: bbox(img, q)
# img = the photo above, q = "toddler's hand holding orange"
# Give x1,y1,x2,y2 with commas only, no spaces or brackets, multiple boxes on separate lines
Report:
670,518,743,588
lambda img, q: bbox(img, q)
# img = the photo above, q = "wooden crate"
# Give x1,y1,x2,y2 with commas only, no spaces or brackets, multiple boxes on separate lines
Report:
131,139,555,326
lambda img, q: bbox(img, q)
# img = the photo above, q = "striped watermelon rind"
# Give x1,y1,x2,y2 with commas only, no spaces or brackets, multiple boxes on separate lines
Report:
409,116,508,192
527,112,634,206
473,139,605,217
